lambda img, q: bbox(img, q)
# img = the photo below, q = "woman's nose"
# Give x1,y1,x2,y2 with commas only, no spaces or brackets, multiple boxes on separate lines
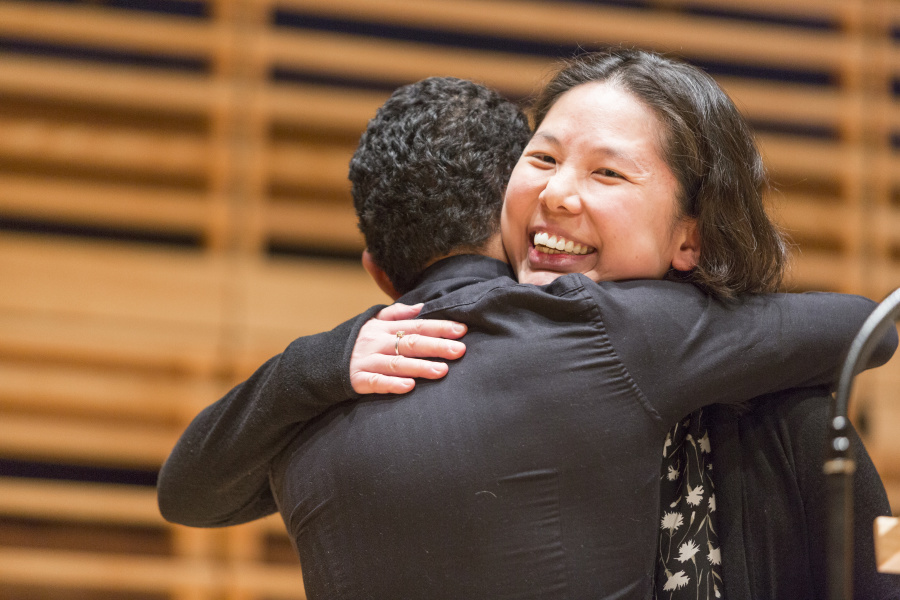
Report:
539,169,582,214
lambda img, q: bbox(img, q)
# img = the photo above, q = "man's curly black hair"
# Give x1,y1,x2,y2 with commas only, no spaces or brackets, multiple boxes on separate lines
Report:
349,77,531,294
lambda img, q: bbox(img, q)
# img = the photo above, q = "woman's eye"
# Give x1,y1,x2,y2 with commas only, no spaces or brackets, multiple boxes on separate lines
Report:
532,153,556,164
596,168,623,179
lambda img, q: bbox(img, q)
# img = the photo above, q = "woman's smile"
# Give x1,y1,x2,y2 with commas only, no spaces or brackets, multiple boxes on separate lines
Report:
524,229,597,281
532,231,595,256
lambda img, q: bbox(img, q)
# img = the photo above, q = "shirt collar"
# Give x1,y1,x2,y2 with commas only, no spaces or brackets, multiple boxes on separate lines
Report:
399,255,515,305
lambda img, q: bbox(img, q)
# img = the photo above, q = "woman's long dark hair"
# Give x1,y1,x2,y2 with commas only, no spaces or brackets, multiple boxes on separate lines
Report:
532,48,787,300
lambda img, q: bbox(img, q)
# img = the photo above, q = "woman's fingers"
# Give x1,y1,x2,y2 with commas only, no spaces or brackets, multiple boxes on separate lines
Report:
395,332,466,360
390,317,468,342
350,372,415,395
375,302,424,321
354,318,467,356
349,314,467,395
350,358,450,395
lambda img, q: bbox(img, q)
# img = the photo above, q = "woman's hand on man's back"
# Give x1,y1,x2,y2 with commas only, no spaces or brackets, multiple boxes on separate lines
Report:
349,302,467,395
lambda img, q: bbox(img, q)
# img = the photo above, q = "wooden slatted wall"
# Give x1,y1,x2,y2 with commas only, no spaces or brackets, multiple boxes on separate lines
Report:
0,0,898,597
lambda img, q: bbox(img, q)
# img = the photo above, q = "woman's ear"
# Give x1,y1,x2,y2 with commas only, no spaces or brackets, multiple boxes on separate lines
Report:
362,250,402,300
671,219,701,272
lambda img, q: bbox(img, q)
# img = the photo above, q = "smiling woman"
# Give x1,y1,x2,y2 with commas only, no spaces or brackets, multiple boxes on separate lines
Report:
501,81,698,286
505,49,786,300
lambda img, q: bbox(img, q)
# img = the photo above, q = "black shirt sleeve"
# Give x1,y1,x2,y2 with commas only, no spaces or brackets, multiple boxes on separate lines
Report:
157,305,382,527
592,280,898,425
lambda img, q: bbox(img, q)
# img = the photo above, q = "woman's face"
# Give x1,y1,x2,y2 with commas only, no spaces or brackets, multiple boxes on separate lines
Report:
501,81,699,285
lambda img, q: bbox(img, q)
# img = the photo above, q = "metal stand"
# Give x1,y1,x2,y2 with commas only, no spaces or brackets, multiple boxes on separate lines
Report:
827,287,900,600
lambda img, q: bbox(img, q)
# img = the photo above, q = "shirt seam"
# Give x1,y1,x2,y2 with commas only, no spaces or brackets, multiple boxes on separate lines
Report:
418,279,585,317
576,279,667,432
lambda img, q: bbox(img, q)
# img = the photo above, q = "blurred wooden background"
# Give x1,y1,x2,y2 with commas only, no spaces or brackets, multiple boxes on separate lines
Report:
0,0,898,598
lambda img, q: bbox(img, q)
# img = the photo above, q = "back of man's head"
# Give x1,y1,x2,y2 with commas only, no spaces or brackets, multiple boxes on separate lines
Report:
349,77,530,294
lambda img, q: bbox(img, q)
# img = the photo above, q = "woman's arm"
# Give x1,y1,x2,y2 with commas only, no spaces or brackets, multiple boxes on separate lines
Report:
784,392,900,600
157,304,466,527
710,389,899,599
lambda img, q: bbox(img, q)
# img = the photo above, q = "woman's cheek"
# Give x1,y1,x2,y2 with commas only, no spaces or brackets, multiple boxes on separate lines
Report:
507,173,542,214
502,185,528,225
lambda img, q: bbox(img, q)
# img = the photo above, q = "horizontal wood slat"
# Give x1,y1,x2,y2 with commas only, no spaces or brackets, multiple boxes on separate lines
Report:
267,142,354,190
0,362,218,422
265,28,552,97
0,233,384,374
264,199,363,250
722,78,900,132
241,258,383,334
857,363,900,479
0,312,222,373
0,478,164,526
0,548,305,597
0,52,225,113
278,0,900,27
7,0,879,79
0,1,218,57
758,134,852,181
0,477,290,534
774,194,855,243
0,117,210,176
0,236,226,326
884,482,900,517
264,82,387,129
10,49,892,139
0,234,225,369
276,0,857,71
0,413,178,468
0,478,292,537
785,250,857,293
0,173,211,233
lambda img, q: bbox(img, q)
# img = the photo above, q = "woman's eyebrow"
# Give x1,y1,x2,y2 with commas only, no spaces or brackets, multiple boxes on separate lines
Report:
530,132,561,146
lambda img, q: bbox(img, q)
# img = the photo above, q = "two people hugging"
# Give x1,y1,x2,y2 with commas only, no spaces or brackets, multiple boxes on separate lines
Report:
159,48,900,600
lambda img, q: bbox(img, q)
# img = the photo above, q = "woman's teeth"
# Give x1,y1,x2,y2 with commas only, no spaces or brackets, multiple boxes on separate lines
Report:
533,232,593,255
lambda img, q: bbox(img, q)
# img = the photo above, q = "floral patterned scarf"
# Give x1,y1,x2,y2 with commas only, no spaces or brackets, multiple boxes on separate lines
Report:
655,408,724,599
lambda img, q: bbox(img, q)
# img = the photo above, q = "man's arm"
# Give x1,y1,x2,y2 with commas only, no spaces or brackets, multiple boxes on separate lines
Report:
157,307,381,527
157,303,468,527
594,280,898,424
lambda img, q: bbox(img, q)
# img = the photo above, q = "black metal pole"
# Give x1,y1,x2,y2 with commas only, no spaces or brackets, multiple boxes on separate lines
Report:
824,412,855,600
828,287,900,600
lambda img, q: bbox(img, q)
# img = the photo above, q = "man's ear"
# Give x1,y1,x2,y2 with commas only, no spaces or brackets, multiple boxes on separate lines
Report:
362,250,402,300
671,218,701,272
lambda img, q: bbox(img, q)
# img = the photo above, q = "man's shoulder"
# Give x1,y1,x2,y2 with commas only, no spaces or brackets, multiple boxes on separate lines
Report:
562,275,718,322
420,272,593,316
418,273,713,317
